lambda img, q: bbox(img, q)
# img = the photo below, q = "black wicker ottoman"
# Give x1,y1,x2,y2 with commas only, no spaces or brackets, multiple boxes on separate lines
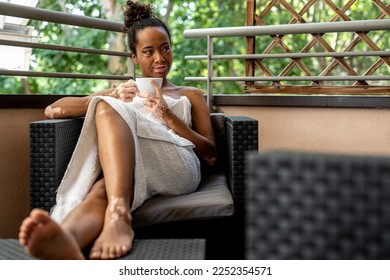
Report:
0,238,205,260
246,151,390,260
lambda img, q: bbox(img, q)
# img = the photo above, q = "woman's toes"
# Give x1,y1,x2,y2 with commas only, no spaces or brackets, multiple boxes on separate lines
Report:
121,245,131,256
108,247,117,259
115,245,125,258
101,247,110,260
89,247,102,260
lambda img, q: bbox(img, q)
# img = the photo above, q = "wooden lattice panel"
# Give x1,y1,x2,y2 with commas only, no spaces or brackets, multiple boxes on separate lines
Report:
245,0,390,95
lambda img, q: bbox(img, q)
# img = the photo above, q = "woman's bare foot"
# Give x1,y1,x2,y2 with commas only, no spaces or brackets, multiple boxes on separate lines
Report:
89,197,134,260
19,208,84,260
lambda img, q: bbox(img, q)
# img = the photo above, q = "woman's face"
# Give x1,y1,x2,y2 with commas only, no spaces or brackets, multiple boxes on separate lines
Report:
131,26,172,79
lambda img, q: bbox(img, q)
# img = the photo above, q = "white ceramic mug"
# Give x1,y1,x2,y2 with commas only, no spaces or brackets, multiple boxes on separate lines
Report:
135,77,163,96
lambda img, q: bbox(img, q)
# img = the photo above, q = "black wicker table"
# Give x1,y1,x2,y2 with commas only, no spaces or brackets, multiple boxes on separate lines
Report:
0,238,205,260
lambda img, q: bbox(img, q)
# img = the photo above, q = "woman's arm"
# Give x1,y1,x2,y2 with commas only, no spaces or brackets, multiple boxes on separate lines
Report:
44,79,137,119
164,88,217,167
135,82,217,166
44,89,113,119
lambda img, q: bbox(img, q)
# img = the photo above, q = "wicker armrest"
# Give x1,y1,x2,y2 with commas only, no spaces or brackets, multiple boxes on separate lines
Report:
225,116,259,211
30,118,84,211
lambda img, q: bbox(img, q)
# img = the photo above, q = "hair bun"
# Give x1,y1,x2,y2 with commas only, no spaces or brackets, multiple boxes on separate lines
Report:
121,0,170,55
122,0,154,33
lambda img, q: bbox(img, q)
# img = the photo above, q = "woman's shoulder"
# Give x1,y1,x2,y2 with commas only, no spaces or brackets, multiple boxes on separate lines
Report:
164,83,205,105
176,86,204,99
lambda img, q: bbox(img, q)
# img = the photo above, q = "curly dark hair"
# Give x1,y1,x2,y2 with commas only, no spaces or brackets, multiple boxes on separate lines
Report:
122,0,171,55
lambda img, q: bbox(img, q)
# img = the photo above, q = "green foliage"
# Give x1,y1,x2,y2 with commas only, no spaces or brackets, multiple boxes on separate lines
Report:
1,0,110,94
0,0,388,94
251,0,389,86
162,0,246,93
1,0,248,94
30,0,111,94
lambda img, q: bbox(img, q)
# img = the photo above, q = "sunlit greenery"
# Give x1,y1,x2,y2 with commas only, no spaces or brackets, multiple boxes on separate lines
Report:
0,0,388,95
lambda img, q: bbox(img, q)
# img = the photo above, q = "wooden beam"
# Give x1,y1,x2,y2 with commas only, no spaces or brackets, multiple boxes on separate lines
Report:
245,0,256,86
244,85,390,95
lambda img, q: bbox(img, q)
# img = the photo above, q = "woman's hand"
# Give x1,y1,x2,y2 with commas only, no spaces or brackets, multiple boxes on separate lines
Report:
137,80,173,122
109,79,137,103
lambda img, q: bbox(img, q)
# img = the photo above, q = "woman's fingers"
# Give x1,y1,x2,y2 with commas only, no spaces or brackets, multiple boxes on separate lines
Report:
151,80,162,98
114,81,137,102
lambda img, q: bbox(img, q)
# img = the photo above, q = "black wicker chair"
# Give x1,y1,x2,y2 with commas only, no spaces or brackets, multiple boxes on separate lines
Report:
30,113,258,259
246,151,390,260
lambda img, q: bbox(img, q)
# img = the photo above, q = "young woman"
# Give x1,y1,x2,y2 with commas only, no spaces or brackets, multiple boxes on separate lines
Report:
18,0,216,260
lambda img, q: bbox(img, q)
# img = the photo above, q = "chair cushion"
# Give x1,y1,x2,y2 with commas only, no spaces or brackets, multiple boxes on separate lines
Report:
205,113,226,174
132,172,234,227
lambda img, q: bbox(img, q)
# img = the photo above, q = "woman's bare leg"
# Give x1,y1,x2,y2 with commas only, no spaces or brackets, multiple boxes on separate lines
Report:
89,100,136,260
19,100,135,260
61,177,108,248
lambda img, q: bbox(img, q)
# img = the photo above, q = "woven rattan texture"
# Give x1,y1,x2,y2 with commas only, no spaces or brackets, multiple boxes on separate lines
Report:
0,238,205,260
0,239,35,260
30,119,83,211
246,151,390,260
226,116,259,209
120,239,205,260
30,116,259,212
28,115,258,260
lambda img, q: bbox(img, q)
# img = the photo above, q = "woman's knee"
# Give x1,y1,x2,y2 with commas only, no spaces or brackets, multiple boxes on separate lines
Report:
95,100,116,119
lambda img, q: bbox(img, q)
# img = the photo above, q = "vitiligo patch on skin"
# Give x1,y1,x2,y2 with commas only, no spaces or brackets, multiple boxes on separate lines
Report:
44,106,66,118
109,196,128,223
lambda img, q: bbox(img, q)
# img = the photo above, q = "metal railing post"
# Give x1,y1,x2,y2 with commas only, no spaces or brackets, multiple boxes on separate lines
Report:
126,45,135,80
207,35,214,112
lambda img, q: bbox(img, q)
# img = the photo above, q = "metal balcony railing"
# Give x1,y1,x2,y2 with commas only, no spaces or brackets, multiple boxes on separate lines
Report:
1,1,389,112
0,2,134,81
184,19,390,110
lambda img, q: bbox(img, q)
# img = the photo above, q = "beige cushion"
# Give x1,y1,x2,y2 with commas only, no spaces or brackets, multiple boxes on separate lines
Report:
132,172,234,227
